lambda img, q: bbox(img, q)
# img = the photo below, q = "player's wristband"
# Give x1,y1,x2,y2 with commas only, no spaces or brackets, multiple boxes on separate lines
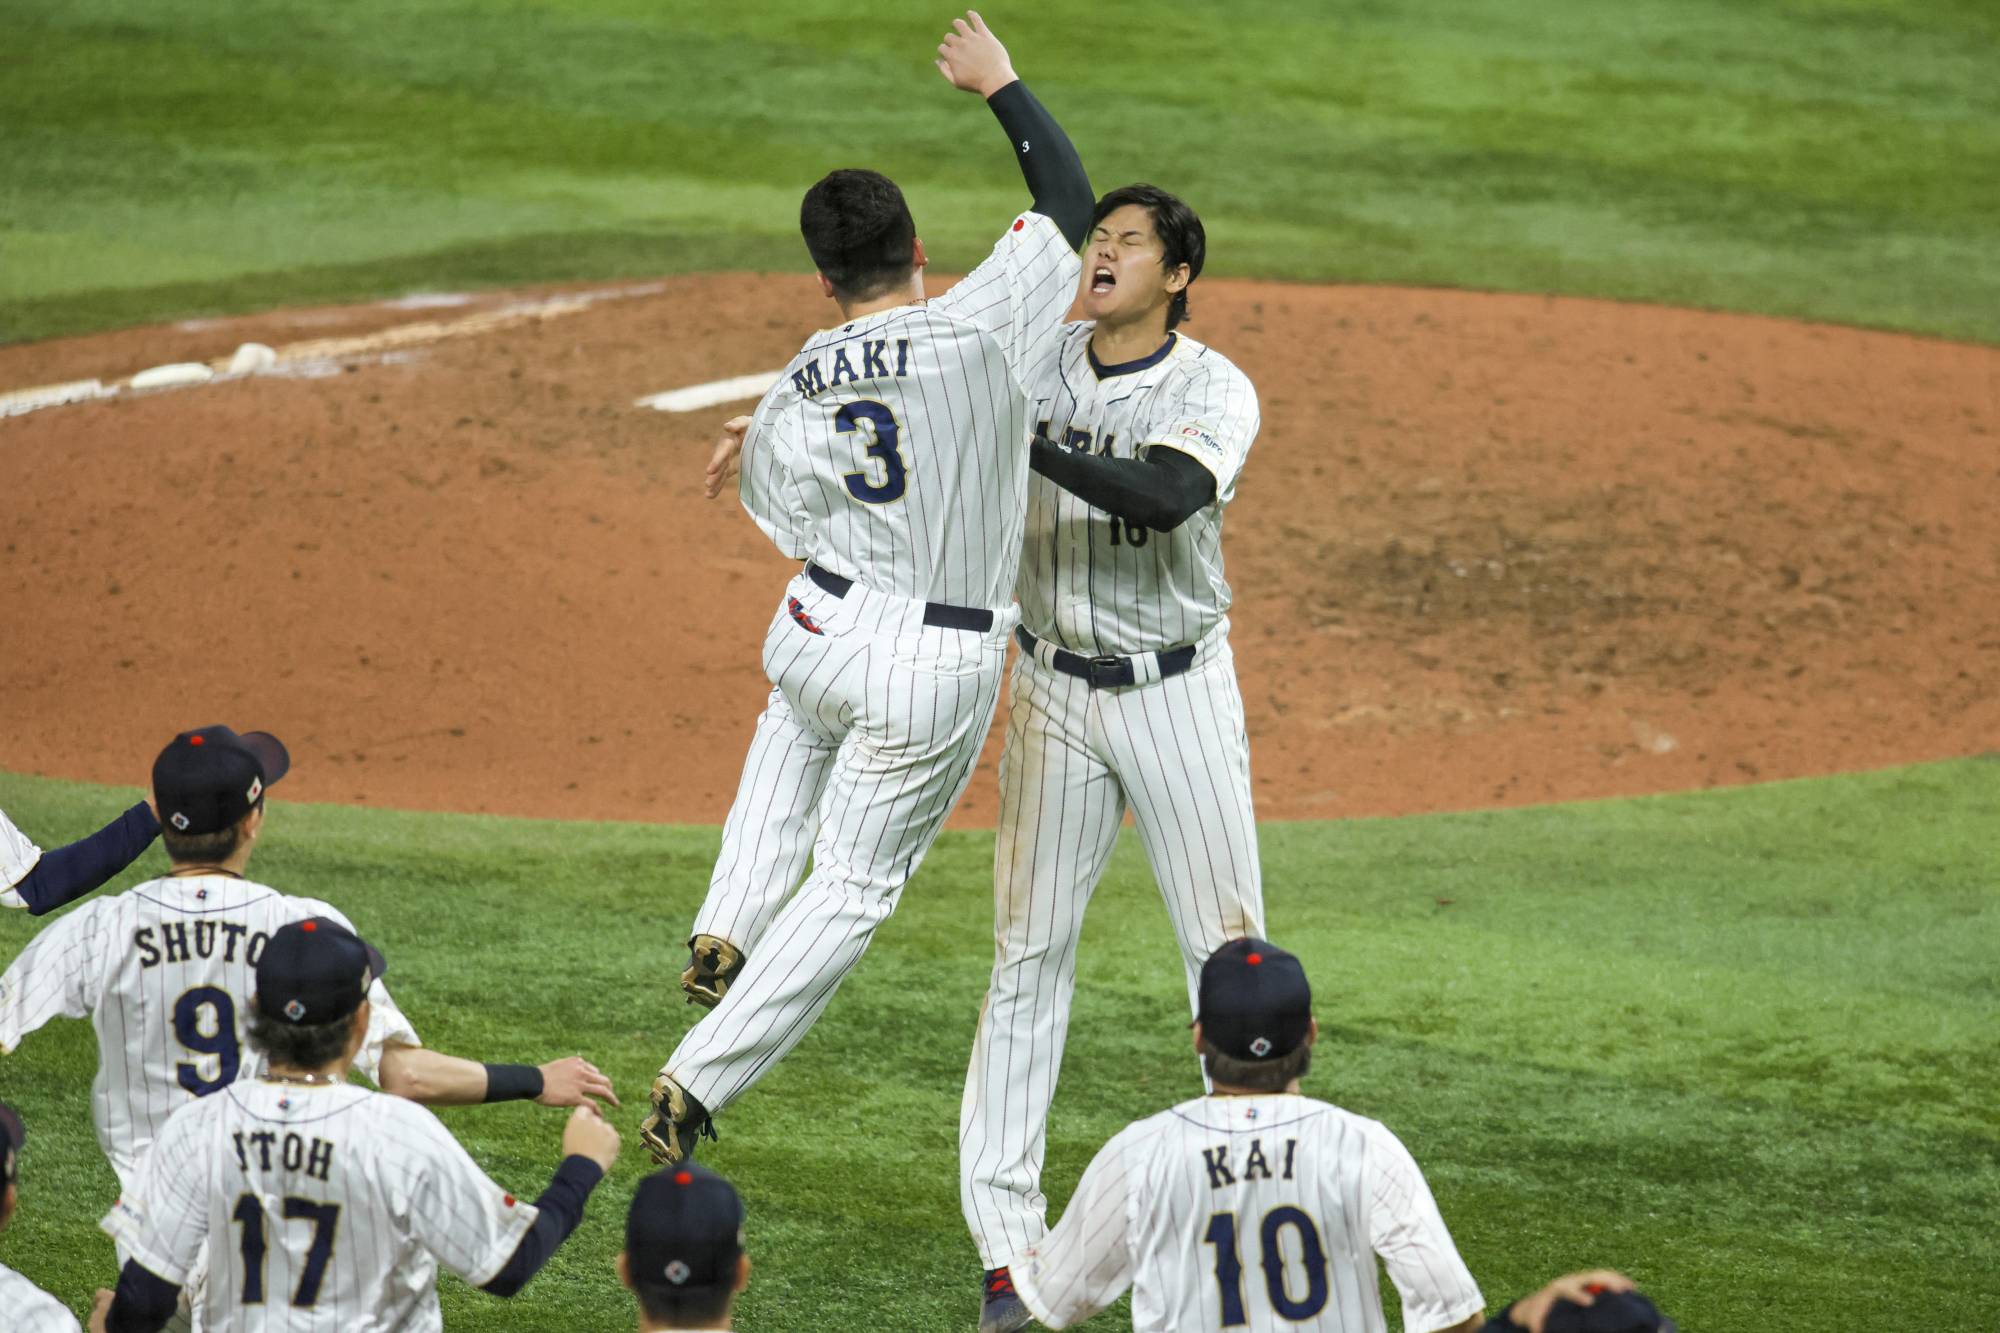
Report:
483,1063,545,1102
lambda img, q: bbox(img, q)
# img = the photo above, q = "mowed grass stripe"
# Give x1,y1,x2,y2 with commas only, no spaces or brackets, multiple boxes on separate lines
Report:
1,761,1994,1328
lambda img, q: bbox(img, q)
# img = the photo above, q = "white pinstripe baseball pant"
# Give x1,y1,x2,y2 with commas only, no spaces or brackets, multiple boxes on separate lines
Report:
671,571,1016,1115
959,630,1265,1269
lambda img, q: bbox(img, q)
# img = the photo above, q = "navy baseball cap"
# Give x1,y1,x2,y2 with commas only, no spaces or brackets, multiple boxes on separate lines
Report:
0,1101,22,1185
1196,937,1312,1062
254,917,386,1027
1545,1289,1677,1333
154,726,291,836
626,1163,746,1295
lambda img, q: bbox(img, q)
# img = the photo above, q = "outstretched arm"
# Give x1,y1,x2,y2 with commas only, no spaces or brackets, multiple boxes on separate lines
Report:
11,800,158,915
377,1043,618,1109
938,11,1093,248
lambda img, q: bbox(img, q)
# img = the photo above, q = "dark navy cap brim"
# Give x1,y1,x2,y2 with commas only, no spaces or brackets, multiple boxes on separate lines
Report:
236,731,291,787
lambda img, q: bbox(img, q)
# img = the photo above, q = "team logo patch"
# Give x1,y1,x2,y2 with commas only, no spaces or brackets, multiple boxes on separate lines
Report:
169,812,191,831
664,1260,693,1286
247,775,263,802
1249,1036,1273,1057
1177,424,1223,455
787,596,825,635
284,999,307,1021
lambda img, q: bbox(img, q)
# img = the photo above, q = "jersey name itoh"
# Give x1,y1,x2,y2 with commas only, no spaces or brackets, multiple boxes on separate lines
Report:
741,211,1080,612
1017,326,1259,656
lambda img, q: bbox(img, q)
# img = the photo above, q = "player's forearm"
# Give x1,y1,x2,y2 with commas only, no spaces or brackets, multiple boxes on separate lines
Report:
1029,440,1215,530
987,80,1093,249
104,1260,181,1333
480,1155,606,1297
13,801,157,915
377,1045,546,1105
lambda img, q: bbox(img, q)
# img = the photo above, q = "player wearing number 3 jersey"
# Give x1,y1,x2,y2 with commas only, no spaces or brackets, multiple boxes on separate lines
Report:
641,12,1092,1164
1011,939,1485,1333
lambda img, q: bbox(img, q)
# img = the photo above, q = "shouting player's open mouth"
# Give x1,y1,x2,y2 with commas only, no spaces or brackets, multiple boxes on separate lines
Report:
1089,266,1116,294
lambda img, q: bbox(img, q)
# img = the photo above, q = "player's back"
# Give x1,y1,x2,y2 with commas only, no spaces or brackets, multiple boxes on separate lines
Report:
744,211,1080,611
115,1082,535,1333
1118,1094,1478,1333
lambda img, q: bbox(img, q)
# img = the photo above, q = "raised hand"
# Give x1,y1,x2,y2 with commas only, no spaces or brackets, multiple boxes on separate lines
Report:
936,10,1017,98
706,415,752,500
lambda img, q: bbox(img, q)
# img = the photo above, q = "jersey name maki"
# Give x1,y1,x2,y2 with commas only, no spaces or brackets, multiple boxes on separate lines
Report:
789,337,914,399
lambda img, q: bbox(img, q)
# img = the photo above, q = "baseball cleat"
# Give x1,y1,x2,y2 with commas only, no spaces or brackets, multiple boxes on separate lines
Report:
681,934,747,1009
980,1267,1031,1333
639,1072,717,1166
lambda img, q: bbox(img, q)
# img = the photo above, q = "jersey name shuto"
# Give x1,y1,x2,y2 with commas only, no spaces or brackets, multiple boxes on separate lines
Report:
789,337,914,400
134,918,271,969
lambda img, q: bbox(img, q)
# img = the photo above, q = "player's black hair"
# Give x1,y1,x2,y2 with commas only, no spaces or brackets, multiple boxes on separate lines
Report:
160,799,262,866
634,1282,734,1326
1091,184,1206,329
799,168,918,302
1197,1035,1311,1094
246,1006,353,1073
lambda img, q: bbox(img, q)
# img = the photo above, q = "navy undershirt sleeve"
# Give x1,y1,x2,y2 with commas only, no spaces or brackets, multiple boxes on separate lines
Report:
986,80,1093,249
13,800,159,915
480,1155,605,1297
105,1260,182,1333
1029,440,1217,531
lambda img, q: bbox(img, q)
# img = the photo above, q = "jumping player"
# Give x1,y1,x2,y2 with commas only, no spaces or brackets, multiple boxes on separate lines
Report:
92,917,620,1331
641,11,1092,1164
0,726,616,1214
961,182,1268,1329
1008,937,1485,1333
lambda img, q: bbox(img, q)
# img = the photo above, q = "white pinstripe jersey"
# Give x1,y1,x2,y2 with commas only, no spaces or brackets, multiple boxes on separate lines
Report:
0,875,419,1194
0,806,43,907
741,210,1080,610
106,1080,536,1332
1012,1094,1484,1333
1017,326,1259,656
0,1262,82,1333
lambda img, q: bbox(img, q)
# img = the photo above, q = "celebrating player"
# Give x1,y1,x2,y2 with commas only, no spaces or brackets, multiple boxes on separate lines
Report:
962,182,1268,1330
0,1103,83,1333
0,725,616,1215
641,11,1093,1164
3,796,159,917
1007,937,1486,1333
618,1163,753,1331
91,917,620,1331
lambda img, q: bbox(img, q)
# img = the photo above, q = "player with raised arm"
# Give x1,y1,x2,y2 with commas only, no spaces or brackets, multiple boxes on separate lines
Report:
3,796,159,917
962,182,1269,1329
641,10,1092,1165
1010,937,1485,1333
0,726,616,1213
90,917,620,1332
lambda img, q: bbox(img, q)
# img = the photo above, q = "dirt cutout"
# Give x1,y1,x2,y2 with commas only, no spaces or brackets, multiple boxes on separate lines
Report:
2,276,1995,826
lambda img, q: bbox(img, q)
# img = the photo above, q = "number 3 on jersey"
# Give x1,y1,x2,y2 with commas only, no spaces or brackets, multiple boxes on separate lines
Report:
838,400,907,504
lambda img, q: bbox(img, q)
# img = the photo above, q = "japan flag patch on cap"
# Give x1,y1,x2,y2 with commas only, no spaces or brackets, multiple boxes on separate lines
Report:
664,1260,692,1286
1249,1036,1273,1057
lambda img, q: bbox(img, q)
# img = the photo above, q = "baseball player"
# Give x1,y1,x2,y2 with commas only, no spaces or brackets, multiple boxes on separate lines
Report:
0,1102,84,1333
1479,1272,1677,1333
0,725,616,1215
1008,937,1486,1333
3,796,159,916
91,917,621,1332
641,10,1092,1164
618,1163,752,1331
962,182,1267,1328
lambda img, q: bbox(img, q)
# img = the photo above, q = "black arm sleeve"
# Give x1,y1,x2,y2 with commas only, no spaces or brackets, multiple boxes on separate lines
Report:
986,79,1092,249
480,1155,605,1298
1029,440,1217,531
105,1260,182,1333
13,800,158,915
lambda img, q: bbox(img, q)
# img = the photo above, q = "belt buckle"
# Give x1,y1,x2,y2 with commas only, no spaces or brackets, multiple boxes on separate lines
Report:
1086,654,1130,689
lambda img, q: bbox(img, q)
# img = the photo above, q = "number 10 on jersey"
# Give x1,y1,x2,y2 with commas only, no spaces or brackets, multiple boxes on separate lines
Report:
838,400,907,504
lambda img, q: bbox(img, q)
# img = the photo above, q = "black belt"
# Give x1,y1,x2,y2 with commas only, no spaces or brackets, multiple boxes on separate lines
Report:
806,564,995,633
1015,626,1198,689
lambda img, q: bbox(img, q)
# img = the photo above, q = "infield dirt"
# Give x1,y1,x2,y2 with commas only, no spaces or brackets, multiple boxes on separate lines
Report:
2,275,1995,825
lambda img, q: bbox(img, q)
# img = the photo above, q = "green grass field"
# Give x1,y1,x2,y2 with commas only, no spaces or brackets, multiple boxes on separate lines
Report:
3,0,1998,343
3,764,1997,1329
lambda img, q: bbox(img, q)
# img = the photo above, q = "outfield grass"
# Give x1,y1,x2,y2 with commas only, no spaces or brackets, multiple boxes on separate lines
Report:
3,0,1998,343
2,762,1995,1329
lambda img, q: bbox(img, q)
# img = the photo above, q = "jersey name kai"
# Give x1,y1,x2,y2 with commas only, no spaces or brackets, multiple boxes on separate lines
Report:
134,918,271,969
789,337,913,399
1200,1134,1298,1189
